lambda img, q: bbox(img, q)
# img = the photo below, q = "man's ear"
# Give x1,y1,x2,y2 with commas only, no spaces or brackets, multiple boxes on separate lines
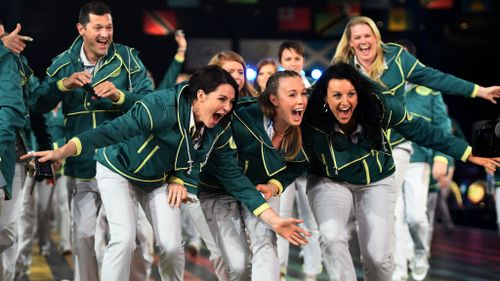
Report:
77,23,85,36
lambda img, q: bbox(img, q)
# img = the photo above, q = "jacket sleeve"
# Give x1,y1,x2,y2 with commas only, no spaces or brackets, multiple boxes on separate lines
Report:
30,74,65,114
386,96,471,162
203,130,270,216
73,92,173,158
270,154,309,194
401,50,477,98
156,55,183,90
0,54,25,160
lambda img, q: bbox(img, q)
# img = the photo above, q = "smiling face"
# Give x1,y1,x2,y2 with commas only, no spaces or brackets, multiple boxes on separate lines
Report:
193,84,235,128
269,76,307,129
326,78,358,128
221,60,245,91
78,13,113,64
256,63,276,92
280,48,304,74
348,23,377,68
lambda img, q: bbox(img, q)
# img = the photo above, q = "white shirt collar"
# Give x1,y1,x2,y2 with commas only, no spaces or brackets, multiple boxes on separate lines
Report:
353,56,388,79
80,44,104,75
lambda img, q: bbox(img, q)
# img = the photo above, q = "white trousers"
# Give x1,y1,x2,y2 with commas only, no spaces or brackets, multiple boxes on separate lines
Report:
66,176,101,281
182,194,229,281
307,174,397,281
96,163,184,281
0,163,26,281
199,192,280,281
277,176,322,276
391,142,413,280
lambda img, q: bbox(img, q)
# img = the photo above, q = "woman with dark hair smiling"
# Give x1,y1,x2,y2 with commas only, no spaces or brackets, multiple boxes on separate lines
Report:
302,63,500,281
22,65,308,281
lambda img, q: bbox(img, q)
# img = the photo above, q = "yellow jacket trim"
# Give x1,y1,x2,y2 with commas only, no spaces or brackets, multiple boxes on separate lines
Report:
470,85,479,98
433,156,449,165
70,137,82,156
168,176,185,185
460,146,472,162
174,54,185,63
57,79,71,92
137,135,154,153
362,159,371,185
136,101,154,130
253,202,271,217
112,90,125,106
102,148,166,183
133,145,160,173
268,179,283,196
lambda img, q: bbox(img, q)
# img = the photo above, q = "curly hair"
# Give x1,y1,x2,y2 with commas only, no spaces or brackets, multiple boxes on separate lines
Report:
305,62,383,149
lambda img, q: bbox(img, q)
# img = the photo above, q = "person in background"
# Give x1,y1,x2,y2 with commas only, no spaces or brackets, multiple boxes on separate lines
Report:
254,58,278,95
0,20,52,281
209,50,258,98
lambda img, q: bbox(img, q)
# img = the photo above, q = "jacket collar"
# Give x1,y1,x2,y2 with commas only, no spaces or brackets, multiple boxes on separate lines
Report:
235,103,308,177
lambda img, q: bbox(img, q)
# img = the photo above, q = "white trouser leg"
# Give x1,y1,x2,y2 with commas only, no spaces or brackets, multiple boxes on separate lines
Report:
392,142,412,280
295,176,322,276
277,182,296,275
0,163,26,281
199,193,251,281
15,175,37,273
307,174,356,281
95,163,136,281
426,192,438,256
404,163,431,258
242,196,280,281
137,183,184,281
55,176,71,251
184,194,229,281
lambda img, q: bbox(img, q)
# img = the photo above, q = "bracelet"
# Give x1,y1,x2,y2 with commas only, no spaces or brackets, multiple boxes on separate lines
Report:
0,32,9,39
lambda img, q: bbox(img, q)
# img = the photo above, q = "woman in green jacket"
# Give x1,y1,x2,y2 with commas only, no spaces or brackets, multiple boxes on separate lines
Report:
24,65,308,281
302,63,499,281
198,70,309,281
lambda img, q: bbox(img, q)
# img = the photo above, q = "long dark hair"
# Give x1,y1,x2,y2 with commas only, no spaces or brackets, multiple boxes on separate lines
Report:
184,65,239,126
305,63,383,149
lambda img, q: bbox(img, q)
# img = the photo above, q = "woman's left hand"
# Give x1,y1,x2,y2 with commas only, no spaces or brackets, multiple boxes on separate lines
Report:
167,183,188,208
467,154,500,175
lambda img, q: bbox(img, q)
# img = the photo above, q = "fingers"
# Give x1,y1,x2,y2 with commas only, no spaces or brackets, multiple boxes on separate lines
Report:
167,184,187,208
19,151,52,162
11,23,22,35
94,82,119,100
19,35,33,42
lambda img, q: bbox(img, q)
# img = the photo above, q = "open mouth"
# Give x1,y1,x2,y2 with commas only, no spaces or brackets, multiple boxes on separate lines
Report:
291,107,304,122
96,37,108,48
337,107,351,119
359,45,370,56
212,112,223,122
